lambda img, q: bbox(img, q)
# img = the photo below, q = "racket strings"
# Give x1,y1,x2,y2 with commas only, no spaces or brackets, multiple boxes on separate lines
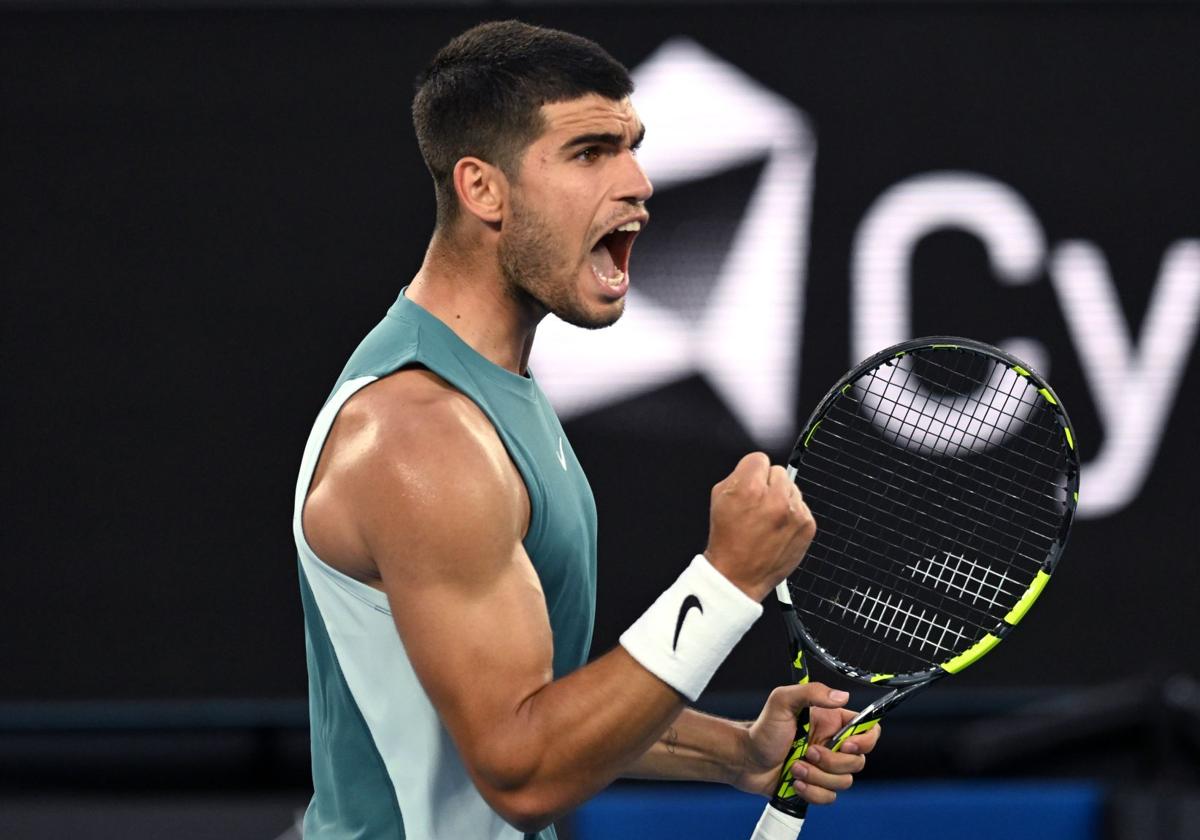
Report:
858,351,1068,557
835,350,1067,536
859,356,1065,601
795,511,1010,641
856,354,1065,482
822,587,968,657
803,430,1062,545
790,348,1073,678
796,559,994,677
800,397,1062,584
880,356,1065,517
817,364,1067,535
903,551,1019,609
795,470,1037,613
798,562,975,660
820,412,1065,511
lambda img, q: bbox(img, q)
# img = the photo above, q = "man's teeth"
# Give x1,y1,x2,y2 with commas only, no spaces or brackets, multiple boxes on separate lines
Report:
592,265,626,287
615,221,641,232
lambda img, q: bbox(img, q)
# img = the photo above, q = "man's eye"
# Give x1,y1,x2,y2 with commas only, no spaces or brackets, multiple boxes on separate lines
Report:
576,147,601,162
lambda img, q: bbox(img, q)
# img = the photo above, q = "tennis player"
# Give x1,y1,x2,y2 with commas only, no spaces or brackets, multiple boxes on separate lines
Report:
293,20,880,839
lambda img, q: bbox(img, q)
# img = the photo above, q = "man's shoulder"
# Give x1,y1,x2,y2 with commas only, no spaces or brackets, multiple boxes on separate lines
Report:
341,367,494,450
332,367,525,514
305,367,528,579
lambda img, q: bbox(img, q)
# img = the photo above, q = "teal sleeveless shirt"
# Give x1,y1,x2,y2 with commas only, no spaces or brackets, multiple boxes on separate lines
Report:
292,290,598,839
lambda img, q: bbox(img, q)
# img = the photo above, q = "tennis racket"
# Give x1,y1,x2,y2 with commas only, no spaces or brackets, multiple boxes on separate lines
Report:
749,336,1079,840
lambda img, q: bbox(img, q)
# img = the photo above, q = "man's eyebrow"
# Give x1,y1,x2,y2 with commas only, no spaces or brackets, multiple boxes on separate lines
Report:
563,125,647,151
632,124,646,150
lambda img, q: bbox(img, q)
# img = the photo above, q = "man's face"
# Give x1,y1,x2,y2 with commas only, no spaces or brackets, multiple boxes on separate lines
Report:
499,94,652,329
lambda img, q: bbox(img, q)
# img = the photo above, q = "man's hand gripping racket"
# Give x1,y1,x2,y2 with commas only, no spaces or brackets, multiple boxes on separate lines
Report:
750,337,1080,839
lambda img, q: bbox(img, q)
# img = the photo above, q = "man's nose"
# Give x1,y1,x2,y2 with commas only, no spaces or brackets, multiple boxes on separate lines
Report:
617,151,654,204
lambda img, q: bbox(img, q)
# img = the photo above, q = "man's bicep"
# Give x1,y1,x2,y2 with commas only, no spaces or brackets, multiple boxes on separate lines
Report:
381,529,556,735
355,401,556,767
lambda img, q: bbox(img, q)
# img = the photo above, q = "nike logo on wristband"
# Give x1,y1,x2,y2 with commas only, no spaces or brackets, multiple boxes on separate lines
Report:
672,594,704,651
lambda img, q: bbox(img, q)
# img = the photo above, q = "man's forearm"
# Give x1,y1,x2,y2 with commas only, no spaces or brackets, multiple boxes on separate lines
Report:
456,645,687,831
620,707,749,785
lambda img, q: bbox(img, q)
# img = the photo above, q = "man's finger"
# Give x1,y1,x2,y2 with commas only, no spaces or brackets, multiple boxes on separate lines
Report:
794,755,857,792
805,743,867,775
838,721,882,756
770,681,850,712
767,463,792,489
734,451,771,484
786,766,838,806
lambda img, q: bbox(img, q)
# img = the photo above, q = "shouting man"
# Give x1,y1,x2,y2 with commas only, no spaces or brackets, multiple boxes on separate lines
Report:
293,20,879,839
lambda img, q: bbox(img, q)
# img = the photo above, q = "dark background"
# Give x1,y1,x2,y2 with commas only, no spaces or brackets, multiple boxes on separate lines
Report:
3,4,1198,713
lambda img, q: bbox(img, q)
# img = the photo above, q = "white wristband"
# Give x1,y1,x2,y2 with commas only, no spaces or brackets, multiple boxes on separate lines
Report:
619,554,763,702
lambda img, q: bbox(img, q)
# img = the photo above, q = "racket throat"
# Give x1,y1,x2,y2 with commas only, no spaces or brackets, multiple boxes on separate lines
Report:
827,681,927,749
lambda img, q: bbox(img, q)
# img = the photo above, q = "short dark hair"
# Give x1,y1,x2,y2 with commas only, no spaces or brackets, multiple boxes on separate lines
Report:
413,20,634,228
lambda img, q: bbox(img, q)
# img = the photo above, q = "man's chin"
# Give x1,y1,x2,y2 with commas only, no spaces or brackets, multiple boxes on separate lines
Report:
556,297,625,330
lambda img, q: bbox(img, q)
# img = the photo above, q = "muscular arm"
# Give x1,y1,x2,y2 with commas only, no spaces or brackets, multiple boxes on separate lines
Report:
303,370,816,831
304,371,684,830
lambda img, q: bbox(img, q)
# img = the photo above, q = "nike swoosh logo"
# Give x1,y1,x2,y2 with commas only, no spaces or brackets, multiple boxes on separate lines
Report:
556,437,567,471
672,594,703,651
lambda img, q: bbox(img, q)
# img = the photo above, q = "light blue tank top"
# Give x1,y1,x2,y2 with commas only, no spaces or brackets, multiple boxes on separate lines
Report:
293,290,598,839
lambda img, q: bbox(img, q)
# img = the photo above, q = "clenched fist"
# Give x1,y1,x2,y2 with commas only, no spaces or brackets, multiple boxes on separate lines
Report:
703,453,816,601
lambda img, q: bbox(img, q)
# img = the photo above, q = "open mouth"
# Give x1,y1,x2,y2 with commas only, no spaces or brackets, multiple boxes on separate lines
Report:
589,219,643,288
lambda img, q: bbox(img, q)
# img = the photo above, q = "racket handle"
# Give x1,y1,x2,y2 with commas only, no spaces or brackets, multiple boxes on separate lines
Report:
749,803,805,839
750,698,811,839
756,594,813,840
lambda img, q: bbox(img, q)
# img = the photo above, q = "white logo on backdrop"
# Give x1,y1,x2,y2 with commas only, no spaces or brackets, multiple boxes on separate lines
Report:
854,172,1200,518
530,38,815,448
532,41,1200,520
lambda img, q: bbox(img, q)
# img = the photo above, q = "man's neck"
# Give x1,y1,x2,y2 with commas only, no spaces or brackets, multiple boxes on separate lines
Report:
407,231,541,376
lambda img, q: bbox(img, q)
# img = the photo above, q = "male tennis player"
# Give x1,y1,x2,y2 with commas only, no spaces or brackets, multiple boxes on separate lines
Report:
293,20,879,839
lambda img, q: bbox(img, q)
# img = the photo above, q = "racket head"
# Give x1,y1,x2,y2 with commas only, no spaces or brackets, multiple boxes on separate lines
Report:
785,337,1079,688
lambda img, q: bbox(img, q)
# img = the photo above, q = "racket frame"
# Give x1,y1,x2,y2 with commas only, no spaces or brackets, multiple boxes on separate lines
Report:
762,336,1080,823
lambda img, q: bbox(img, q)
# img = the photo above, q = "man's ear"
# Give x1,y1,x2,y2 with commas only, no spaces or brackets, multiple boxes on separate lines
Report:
451,157,507,225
